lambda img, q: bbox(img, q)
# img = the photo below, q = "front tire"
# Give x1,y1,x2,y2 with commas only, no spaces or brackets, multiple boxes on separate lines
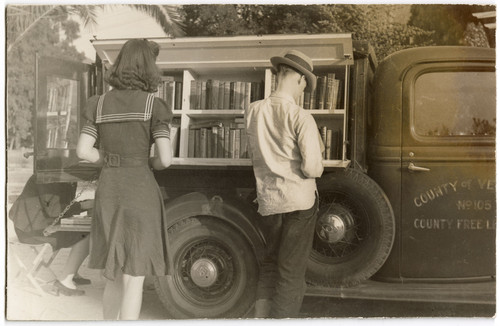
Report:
306,169,395,287
154,217,258,318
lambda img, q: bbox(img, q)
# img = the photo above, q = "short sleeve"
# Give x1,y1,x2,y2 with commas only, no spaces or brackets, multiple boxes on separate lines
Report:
80,95,99,139
151,97,173,140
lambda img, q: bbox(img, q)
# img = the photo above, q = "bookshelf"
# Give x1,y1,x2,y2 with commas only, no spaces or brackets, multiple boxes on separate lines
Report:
92,34,354,169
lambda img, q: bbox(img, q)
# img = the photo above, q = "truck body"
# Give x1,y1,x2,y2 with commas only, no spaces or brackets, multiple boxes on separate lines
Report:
31,34,495,318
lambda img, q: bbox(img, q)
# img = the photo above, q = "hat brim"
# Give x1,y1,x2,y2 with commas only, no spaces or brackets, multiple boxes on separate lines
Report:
270,56,316,92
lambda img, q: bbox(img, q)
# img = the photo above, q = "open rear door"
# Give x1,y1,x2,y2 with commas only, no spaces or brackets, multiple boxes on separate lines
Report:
34,54,99,183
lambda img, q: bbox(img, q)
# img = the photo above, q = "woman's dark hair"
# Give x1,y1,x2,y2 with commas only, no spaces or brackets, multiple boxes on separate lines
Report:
105,39,161,93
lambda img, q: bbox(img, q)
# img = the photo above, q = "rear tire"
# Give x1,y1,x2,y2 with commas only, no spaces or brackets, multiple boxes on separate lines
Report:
154,217,258,318
306,169,395,287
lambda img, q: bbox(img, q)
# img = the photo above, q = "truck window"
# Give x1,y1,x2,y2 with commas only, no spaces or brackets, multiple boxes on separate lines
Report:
413,71,495,137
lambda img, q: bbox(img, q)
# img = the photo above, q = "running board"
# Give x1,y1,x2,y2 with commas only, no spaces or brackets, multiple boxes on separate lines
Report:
305,280,495,305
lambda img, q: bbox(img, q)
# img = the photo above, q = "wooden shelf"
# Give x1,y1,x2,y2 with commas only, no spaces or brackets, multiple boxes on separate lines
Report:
172,158,252,166
310,110,345,116
187,110,245,118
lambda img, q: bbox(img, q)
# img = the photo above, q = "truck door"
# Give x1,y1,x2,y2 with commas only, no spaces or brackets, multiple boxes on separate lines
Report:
34,55,99,183
400,61,496,280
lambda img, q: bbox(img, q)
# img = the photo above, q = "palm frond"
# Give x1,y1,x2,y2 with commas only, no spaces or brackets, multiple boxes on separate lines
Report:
130,4,186,37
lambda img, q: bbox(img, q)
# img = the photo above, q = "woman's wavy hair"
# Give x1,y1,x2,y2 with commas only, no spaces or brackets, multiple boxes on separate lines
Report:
105,39,161,93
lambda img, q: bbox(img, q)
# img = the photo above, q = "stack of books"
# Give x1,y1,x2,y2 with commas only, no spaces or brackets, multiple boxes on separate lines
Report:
190,79,264,110
188,118,248,159
155,76,183,110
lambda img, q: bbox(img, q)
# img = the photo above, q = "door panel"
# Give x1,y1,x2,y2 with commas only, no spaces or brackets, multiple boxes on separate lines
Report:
35,55,98,183
400,66,496,280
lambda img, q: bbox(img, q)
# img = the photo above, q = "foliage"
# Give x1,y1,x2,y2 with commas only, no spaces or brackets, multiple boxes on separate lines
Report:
409,4,495,47
130,4,186,37
180,4,435,59
6,7,86,149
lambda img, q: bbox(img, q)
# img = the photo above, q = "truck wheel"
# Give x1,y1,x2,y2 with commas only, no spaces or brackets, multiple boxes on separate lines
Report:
306,169,395,287
154,217,258,318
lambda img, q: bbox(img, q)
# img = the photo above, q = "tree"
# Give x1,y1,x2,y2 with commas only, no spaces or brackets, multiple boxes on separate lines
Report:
6,4,186,149
180,4,434,59
6,10,87,149
6,4,185,55
409,4,495,47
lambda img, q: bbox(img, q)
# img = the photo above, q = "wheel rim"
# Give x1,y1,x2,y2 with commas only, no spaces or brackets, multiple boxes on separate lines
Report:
312,193,369,261
176,239,237,304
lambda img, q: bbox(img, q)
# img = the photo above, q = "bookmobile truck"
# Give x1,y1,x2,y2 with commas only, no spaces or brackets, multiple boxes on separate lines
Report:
32,33,495,318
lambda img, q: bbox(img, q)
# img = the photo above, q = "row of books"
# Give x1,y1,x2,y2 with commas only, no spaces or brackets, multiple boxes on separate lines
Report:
190,80,264,111
47,84,74,113
271,73,343,110
188,118,248,159
319,126,342,160
154,77,183,110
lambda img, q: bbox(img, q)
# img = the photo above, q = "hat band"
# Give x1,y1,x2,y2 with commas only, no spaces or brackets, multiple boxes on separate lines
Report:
284,53,312,72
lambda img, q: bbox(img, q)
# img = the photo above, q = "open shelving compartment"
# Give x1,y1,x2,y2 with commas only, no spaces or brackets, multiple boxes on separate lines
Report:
92,33,354,169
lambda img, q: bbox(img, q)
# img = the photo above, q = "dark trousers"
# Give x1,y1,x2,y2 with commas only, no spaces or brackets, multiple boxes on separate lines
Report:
256,195,319,318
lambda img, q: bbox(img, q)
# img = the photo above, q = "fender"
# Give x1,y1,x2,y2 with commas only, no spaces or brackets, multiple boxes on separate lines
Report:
163,192,266,259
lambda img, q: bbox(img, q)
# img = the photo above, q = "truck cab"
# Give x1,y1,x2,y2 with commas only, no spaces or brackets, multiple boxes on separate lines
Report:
31,34,495,318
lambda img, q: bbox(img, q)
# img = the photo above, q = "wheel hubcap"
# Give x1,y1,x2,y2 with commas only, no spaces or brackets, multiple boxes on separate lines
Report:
190,258,218,287
316,205,353,244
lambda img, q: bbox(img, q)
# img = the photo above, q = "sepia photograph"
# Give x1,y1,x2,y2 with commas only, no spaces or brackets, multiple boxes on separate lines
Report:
4,2,496,322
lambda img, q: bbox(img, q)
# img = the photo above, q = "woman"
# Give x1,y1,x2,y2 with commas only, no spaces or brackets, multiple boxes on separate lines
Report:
76,39,172,320
9,175,92,295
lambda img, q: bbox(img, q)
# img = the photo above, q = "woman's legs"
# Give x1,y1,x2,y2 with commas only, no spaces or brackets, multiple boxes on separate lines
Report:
119,274,145,320
102,271,145,320
103,271,123,320
58,236,90,289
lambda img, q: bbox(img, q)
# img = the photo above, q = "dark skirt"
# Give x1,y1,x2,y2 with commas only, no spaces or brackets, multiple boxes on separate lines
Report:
88,165,170,280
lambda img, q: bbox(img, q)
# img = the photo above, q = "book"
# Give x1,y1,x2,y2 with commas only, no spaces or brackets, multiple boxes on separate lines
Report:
224,127,230,158
336,79,344,110
229,82,235,110
194,129,201,157
211,126,218,158
170,124,180,157
218,81,225,110
188,129,195,158
244,82,252,110
330,79,340,111
233,82,241,110
223,82,231,110
240,128,248,158
326,129,332,160
190,80,198,110
217,126,225,158
206,79,212,109
233,129,241,159
174,81,183,110
200,81,207,110
200,128,208,158
303,90,311,109
211,80,219,110
325,73,336,110
316,75,327,110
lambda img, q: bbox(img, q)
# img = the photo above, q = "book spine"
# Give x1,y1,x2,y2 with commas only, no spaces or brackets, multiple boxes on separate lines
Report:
223,82,230,110
310,86,317,109
212,80,219,111
194,129,201,158
317,76,327,110
326,129,332,160
205,79,212,110
200,81,207,110
174,82,183,110
303,90,311,109
229,82,235,110
218,81,225,110
336,79,344,110
234,129,241,159
240,128,248,158
188,129,195,157
224,127,230,158
245,82,252,110
190,80,197,110
217,126,225,158
234,81,241,110
211,126,218,158
320,126,327,159
326,73,335,110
